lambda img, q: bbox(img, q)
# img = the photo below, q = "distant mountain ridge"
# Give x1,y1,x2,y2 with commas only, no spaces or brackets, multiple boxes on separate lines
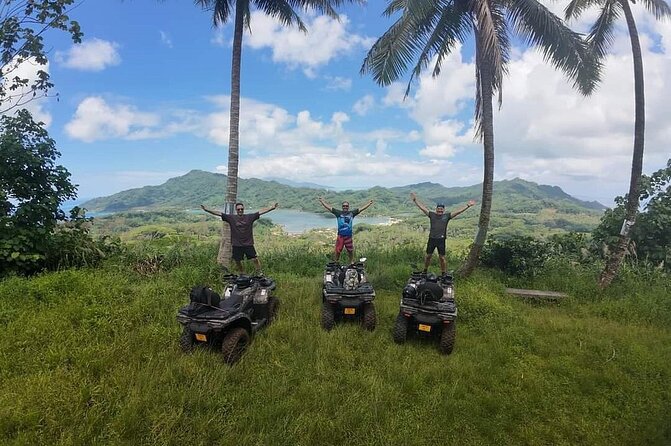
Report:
81,170,607,215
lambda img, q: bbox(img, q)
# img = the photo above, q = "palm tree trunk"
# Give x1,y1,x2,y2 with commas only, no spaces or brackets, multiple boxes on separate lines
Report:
459,37,494,277
599,0,645,288
217,1,245,268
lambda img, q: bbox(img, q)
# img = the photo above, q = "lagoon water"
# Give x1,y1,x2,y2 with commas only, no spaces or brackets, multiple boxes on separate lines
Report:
262,209,390,234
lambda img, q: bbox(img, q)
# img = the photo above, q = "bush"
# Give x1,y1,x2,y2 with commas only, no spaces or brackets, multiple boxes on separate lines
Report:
480,235,551,277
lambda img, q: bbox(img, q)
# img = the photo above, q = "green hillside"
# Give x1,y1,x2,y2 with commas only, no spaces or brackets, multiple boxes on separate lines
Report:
81,170,606,216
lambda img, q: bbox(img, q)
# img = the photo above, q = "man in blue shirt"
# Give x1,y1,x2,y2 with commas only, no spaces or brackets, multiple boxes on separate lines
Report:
318,197,374,264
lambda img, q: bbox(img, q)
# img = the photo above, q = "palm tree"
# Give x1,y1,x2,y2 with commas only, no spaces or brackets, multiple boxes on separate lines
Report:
565,0,670,287
362,0,599,276
195,0,357,267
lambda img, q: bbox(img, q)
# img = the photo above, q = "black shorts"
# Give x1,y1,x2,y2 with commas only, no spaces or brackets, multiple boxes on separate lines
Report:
232,245,257,261
426,238,446,256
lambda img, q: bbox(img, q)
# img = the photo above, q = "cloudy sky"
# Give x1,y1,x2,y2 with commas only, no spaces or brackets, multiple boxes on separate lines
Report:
7,0,671,206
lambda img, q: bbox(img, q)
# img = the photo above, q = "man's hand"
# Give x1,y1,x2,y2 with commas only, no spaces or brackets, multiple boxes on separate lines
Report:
200,204,206,210
467,200,476,208
273,202,279,209
410,192,417,202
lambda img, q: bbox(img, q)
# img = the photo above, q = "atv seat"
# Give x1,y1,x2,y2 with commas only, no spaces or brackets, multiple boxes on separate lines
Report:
219,291,247,311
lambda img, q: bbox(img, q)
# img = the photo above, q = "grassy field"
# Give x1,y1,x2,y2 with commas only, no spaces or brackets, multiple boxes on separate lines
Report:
1,234,670,445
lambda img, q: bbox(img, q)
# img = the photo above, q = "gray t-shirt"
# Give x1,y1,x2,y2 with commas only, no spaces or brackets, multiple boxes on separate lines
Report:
221,212,260,246
428,211,452,239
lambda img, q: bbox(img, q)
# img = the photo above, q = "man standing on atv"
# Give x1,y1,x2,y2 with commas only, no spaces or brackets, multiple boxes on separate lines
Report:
318,197,374,264
410,192,476,276
201,202,278,274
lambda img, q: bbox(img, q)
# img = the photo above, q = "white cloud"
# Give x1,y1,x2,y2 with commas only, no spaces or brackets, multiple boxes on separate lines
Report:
56,38,121,71
243,12,375,75
75,170,186,199
353,94,374,116
160,31,173,48
325,76,352,91
65,97,160,142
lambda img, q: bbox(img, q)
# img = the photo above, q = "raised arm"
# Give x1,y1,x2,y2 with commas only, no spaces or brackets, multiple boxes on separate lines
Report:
317,196,333,212
259,202,279,216
450,200,476,219
200,204,223,217
358,199,374,213
410,192,430,216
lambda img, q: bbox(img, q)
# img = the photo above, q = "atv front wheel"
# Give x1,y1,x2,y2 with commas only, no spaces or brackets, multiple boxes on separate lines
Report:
179,327,196,353
267,297,280,325
392,314,408,344
439,321,456,355
221,327,250,364
321,302,335,331
361,303,376,331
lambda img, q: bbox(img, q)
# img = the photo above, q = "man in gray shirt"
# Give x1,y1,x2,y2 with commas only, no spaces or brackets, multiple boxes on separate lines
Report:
410,192,476,275
201,202,278,273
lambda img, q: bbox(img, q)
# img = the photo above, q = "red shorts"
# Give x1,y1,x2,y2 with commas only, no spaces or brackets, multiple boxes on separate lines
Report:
335,235,354,253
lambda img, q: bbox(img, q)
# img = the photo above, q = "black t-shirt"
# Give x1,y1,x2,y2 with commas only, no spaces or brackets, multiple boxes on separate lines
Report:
221,212,260,246
428,211,451,239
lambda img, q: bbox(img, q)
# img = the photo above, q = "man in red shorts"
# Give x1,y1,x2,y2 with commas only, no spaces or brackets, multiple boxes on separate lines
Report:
318,197,374,264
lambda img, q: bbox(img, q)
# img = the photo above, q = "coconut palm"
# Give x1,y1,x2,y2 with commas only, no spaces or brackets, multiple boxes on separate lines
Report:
361,0,599,276
565,0,670,287
195,0,357,267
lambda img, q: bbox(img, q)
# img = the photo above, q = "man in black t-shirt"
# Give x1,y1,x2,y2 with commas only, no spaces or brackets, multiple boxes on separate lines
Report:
410,192,476,275
201,202,278,273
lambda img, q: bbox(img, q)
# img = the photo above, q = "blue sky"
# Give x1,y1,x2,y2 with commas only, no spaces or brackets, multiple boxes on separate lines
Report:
10,0,671,206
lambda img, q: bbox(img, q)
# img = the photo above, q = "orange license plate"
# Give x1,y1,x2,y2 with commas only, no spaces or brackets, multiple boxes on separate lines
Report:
344,307,356,315
418,324,431,332
195,333,207,342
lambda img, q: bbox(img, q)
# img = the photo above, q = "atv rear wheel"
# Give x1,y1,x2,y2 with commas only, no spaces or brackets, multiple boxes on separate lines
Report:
439,321,456,355
392,314,408,344
361,303,376,331
321,302,335,331
267,297,280,325
179,327,196,353
221,327,250,364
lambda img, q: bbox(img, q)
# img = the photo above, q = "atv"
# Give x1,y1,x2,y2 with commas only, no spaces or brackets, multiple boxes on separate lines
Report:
393,271,457,354
321,258,376,331
177,274,279,364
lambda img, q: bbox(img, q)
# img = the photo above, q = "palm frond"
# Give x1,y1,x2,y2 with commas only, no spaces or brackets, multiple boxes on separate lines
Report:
564,0,603,21
639,0,671,19
255,0,306,31
291,0,360,20
361,0,440,87
587,0,619,59
195,0,235,26
506,0,601,95
424,1,473,79
490,2,510,108
468,0,507,98
384,0,410,16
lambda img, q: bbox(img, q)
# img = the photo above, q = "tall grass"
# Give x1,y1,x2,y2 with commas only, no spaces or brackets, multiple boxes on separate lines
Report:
0,238,669,445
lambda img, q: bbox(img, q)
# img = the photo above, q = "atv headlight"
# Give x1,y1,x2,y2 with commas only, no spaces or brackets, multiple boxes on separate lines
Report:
325,273,333,282
444,286,454,298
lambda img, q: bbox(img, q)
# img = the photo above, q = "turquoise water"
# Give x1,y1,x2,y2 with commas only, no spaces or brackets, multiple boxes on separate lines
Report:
261,209,390,234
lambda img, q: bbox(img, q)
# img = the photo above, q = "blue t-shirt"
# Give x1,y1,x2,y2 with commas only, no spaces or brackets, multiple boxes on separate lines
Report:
330,208,360,237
